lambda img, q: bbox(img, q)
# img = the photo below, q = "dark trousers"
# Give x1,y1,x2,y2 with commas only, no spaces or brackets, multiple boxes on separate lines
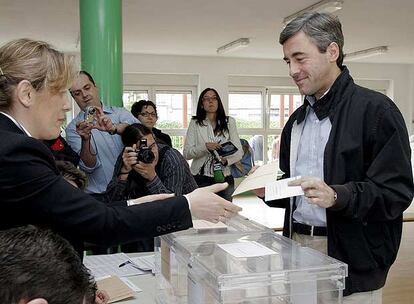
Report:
193,174,234,201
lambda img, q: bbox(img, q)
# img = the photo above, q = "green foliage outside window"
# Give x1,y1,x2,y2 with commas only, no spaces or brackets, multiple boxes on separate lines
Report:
234,118,262,129
157,121,183,129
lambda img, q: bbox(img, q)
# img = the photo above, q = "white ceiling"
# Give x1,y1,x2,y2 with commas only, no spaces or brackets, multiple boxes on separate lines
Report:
1,0,414,64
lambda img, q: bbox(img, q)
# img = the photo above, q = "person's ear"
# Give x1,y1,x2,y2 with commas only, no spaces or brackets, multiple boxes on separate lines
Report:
327,42,339,63
15,80,35,108
24,298,48,304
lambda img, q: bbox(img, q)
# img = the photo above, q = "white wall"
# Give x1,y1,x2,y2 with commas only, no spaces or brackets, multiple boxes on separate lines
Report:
123,53,414,133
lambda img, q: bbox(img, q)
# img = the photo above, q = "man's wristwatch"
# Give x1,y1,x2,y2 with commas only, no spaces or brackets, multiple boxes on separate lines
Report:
108,124,117,135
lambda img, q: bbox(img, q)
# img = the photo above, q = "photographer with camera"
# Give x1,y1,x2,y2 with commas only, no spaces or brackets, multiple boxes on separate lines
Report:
106,123,198,251
66,71,137,201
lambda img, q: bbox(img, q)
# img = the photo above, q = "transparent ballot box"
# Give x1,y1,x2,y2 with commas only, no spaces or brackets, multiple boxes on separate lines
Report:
155,215,272,303
156,229,347,304
188,232,347,303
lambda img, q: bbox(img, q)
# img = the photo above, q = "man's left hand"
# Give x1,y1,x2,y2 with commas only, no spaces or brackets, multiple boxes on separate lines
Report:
288,176,336,208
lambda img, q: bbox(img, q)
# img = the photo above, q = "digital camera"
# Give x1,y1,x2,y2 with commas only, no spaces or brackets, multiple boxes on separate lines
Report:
84,106,96,124
137,139,155,164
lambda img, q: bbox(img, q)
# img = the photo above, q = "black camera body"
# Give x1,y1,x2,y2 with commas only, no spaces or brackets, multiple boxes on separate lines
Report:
137,139,155,164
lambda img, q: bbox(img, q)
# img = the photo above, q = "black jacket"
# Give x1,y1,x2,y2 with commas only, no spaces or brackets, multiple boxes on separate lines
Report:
266,67,413,295
153,127,172,147
43,135,80,166
0,113,192,257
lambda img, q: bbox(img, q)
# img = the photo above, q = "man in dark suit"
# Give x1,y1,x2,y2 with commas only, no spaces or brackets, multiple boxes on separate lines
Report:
0,39,241,257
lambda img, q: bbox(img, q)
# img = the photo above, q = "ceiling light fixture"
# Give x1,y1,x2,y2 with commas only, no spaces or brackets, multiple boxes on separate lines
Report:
216,38,250,55
344,46,389,61
283,0,344,26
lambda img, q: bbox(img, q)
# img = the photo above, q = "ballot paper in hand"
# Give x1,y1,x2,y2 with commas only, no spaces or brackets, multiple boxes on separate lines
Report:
232,162,279,196
265,176,304,201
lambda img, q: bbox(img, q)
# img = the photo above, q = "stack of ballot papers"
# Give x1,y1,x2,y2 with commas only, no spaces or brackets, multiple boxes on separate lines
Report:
84,252,154,278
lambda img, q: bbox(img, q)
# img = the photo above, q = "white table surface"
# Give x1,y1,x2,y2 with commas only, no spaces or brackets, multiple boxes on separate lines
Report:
116,252,156,304
118,273,156,303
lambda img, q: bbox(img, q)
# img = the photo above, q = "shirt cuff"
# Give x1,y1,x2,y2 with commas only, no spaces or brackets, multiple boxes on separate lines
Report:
146,175,163,193
183,194,192,211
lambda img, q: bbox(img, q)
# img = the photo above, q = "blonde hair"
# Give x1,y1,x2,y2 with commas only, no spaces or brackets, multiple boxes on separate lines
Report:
0,38,77,109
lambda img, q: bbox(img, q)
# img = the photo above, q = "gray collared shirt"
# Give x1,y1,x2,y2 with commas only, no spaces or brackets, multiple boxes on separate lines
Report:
66,105,138,194
293,95,332,227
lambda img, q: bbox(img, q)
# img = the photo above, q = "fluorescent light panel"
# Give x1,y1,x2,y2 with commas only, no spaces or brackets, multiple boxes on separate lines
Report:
344,46,388,61
216,38,250,55
283,0,344,25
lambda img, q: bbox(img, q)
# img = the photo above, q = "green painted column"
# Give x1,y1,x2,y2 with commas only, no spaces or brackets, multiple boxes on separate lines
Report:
79,0,123,107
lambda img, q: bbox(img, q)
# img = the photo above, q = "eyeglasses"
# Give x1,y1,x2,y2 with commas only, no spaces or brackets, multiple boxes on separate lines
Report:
202,96,218,102
139,112,157,118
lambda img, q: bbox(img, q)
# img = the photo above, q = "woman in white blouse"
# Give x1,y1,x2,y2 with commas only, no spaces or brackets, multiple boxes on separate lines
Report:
183,88,243,200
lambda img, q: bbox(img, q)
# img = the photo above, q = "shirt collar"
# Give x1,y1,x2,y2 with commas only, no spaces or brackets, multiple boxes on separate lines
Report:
296,66,350,124
0,111,32,137
102,104,114,114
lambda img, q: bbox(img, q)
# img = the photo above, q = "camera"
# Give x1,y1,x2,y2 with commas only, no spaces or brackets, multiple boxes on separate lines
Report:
84,106,96,124
137,139,155,164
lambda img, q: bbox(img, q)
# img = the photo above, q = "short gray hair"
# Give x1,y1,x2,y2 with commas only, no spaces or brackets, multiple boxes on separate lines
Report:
279,12,344,68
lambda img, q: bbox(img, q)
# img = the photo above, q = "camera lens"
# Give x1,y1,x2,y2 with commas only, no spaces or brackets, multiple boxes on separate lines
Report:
138,147,155,163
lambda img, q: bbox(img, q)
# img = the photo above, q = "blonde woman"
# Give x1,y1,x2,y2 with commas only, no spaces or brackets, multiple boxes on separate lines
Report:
0,39,241,259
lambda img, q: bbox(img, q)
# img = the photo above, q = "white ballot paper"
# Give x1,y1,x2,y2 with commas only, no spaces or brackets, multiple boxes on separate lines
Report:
192,219,228,230
218,241,277,258
129,254,155,272
265,176,304,201
232,162,279,196
84,253,146,278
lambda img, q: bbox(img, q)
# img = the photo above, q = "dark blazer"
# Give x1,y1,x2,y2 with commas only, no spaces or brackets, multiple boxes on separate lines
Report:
0,113,192,256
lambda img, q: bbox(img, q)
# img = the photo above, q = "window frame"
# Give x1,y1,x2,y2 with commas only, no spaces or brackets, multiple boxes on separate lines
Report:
229,86,302,164
122,84,198,147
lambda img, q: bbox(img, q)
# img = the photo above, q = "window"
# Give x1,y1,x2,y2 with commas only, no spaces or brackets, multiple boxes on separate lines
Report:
123,86,196,152
123,90,149,110
269,93,302,128
155,91,192,129
229,88,302,165
156,91,192,153
228,92,263,129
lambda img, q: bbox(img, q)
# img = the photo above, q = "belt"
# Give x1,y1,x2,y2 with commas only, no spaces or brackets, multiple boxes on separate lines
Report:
292,222,327,236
